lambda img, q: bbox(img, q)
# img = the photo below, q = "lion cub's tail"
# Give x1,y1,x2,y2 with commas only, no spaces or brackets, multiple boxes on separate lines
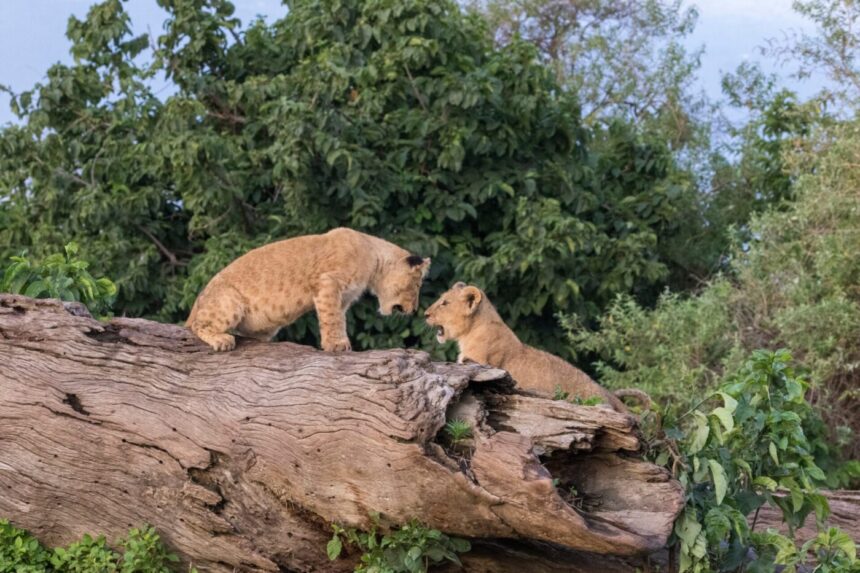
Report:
613,388,652,411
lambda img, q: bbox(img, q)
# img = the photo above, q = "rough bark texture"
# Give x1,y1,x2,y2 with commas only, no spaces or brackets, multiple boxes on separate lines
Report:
0,295,684,572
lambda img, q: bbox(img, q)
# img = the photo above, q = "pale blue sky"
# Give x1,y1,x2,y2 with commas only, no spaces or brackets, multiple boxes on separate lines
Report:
0,0,818,125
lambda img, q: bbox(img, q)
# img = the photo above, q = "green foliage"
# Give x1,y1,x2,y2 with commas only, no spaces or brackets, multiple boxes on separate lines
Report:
0,521,187,573
0,0,696,359
1,242,117,315
443,418,473,444
768,0,860,110
118,527,183,573
568,122,860,461
328,518,470,573
0,520,51,573
660,350,855,573
753,527,860,573
563,279,741,407
473,0,703,137
551,385,569,401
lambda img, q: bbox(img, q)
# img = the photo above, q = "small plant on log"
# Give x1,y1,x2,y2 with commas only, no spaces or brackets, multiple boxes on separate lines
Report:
551,385,602,406
443,419,473,445
327,517,470,573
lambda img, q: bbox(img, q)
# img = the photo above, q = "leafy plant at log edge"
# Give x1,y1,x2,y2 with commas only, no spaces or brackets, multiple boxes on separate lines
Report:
1,242,117,316
0,521,193,573
327,517,470,573
654,350,859,572
551,384,603,406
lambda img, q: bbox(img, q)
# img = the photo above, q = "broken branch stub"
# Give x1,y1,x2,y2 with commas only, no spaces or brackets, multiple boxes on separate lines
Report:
0,294,684,571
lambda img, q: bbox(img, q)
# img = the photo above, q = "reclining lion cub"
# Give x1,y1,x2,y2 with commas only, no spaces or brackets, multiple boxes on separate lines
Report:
187,228,430,352
424,282,649,413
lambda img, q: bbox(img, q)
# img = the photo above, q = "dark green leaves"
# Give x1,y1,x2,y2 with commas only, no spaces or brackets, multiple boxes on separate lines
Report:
661,350,849,572
0,0,687,358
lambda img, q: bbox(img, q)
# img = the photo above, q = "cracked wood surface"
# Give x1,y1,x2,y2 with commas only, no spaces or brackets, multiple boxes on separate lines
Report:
0,294,684,571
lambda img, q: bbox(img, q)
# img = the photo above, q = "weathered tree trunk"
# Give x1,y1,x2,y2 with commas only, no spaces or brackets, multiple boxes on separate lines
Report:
0,295,684,572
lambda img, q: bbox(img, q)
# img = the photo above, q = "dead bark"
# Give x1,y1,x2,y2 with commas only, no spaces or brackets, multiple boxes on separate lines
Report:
0,294,684,572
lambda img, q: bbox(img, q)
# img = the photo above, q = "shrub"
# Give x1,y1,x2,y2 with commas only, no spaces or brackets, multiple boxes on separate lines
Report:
443,418,473,444
567,122,860,461
654,350,858,572
1,242,117,316
0,521,186,573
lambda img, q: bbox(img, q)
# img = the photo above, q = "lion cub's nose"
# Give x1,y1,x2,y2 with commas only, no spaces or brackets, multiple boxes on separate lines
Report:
392,304,404,313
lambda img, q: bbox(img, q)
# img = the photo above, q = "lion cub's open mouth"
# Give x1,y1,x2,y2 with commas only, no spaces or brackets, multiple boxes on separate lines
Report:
435,326,446,343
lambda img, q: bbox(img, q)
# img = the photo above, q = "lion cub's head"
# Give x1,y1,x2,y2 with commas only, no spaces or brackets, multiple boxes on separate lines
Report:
424,282,484,343
377,255,431,316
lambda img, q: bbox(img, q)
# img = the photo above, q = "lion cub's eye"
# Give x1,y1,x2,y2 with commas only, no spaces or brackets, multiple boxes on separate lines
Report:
441,300,448,306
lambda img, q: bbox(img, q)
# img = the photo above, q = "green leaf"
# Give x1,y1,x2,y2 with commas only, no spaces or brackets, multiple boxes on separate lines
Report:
326,536,342,561
674,509,702,547
753,476,778,492
711,407,734,432
407,546,422,561
708,459,728,505
769,442,779,465
716,391,738,414
688,412,710,455
831,528,856,561
23,280,47,298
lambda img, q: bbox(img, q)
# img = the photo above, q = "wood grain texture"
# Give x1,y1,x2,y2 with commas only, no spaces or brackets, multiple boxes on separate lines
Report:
0,294,684,571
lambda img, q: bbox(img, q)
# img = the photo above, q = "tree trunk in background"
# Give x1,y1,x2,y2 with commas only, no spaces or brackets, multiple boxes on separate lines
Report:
0,295,684,572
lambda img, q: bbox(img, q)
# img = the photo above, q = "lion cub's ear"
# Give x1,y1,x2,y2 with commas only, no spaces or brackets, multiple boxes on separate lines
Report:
459,286,483,315
405,255,431,278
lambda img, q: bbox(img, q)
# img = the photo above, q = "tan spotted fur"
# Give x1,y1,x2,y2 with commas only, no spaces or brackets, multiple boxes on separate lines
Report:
187,228,430,352
425,282,650,413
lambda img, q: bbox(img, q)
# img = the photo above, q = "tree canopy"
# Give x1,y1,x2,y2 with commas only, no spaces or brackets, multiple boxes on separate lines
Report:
0,0,691,356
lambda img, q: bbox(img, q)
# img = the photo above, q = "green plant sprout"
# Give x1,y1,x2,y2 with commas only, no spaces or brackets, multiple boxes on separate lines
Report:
444,419,473,444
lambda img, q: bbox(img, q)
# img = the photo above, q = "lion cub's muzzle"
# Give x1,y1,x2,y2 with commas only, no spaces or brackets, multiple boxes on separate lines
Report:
424,311,447,343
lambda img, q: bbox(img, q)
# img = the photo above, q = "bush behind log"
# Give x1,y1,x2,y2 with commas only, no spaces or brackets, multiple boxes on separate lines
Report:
0,0,695,359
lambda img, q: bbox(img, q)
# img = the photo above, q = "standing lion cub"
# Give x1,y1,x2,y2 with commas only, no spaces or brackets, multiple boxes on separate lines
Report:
187,228,430,352
424,282,649,413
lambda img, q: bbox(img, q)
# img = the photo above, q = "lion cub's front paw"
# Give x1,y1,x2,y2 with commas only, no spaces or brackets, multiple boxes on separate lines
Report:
323,338,352,352
207,333,236,352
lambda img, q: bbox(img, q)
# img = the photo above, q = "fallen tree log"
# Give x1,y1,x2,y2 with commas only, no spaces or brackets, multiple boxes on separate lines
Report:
0,294,684,572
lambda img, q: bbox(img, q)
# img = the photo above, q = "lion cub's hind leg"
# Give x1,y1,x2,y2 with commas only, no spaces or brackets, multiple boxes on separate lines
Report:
189,285,246,352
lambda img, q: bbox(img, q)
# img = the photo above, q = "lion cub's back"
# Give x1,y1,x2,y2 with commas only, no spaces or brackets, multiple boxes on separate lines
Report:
188,229,371,326
199,234,319,304
210,228,367,293
506,345,620,407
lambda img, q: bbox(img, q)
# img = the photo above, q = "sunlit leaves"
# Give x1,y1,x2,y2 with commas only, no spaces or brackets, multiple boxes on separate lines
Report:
1,243,117,316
